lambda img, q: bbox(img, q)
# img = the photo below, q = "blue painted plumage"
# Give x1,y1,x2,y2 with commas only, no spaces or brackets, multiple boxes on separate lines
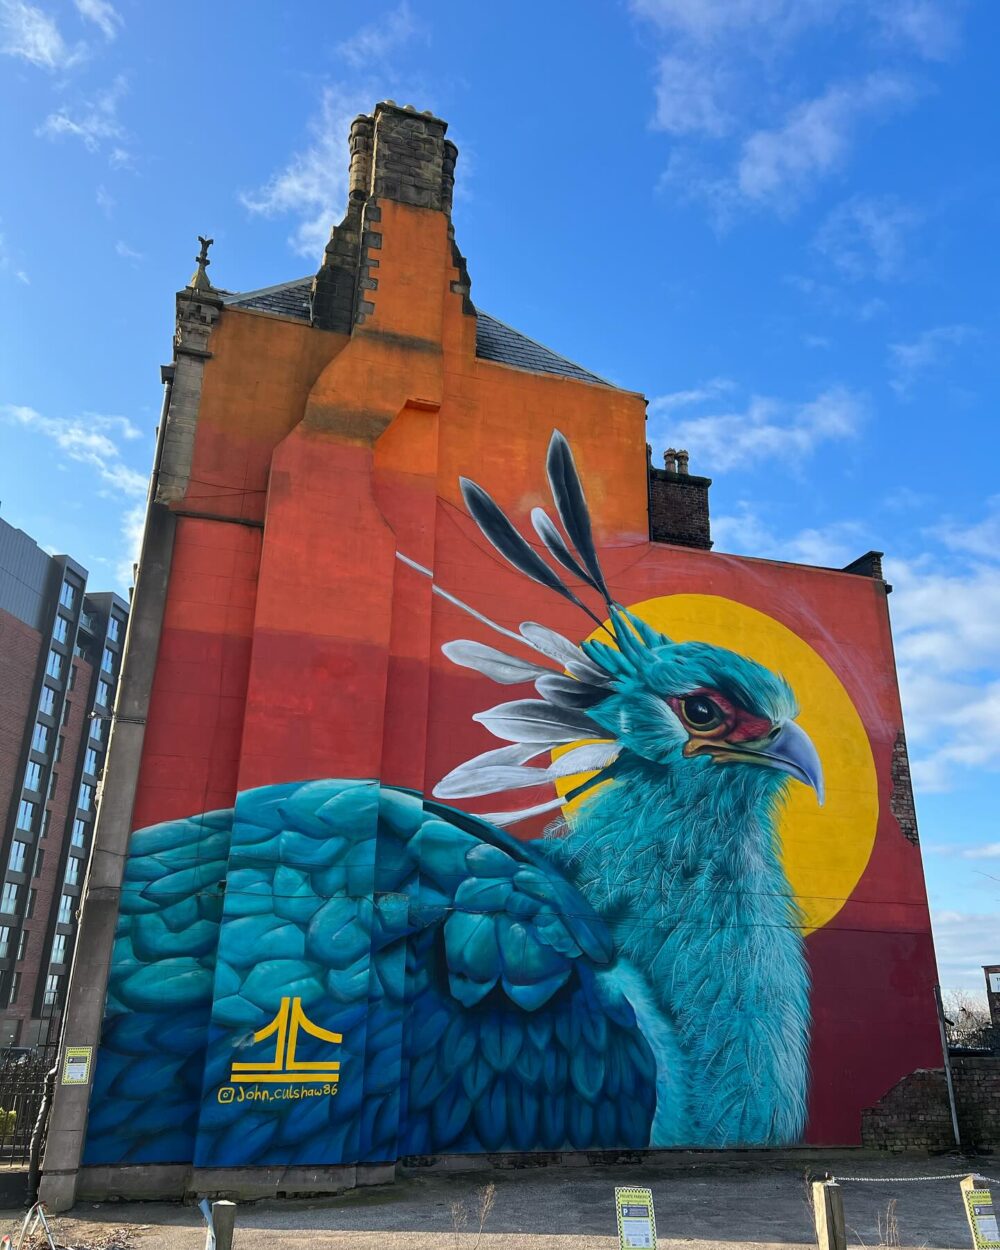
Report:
85,427,820,1167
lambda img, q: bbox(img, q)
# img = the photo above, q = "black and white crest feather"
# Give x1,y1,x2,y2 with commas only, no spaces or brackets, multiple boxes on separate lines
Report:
398,429,645,824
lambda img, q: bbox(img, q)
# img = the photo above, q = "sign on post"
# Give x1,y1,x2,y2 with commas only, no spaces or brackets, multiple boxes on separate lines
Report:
961,1176,1000,1250
60,1046,92,1085
615,1187,657,1249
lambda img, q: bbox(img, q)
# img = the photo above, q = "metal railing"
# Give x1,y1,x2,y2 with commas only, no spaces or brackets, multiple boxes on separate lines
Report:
0,1045,58,1164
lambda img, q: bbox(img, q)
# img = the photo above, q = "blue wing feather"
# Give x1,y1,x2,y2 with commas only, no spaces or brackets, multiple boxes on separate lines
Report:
84,780,657,1168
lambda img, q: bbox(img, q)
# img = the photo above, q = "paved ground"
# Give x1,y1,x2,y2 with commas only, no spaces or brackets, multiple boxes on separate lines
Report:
2,1155,994,1250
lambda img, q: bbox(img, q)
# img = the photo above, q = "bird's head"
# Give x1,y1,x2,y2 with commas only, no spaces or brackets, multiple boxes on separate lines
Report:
582,614,824,805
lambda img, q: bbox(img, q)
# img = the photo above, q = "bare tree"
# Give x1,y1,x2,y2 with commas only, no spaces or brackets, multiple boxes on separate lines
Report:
942,988,992,1048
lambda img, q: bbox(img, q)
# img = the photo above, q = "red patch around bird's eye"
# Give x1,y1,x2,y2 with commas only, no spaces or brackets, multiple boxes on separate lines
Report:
727,707,775,743
668,689,774,743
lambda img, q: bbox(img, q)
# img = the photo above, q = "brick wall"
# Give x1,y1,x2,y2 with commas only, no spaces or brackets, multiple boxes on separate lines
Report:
861,1057,1000,1153
648,466,712,550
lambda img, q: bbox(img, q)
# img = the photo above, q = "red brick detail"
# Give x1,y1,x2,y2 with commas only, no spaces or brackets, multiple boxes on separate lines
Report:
861,1057,1000,1152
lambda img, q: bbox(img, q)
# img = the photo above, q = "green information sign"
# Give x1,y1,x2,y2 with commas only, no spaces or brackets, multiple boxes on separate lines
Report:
615,1186,657,1249
962,1177,1000,1250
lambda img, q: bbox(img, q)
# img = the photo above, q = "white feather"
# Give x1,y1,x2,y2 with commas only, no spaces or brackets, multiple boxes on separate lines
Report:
474,699,601,744
442,640,555,685
482,795,568,827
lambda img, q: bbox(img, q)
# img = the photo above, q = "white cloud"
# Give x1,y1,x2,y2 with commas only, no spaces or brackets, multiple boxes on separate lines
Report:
0,221,29,285
963,843,1000,860
737,74,914,209
888,324,976,396
647,377,734,412
37,75,127,155
814,194,919,282
931,909,999,991
0,0,81,68
116,501,145,589
650,383,864,473
874,0,962,61
241,85,373,258
710,505,866,567
115,240,141,261
935,497,1000,561
651,54,733,137
96,184,114,215
887,546,1000,792
634,2,958,217
335,1,419,69
73,0,120,40
3,403,146,497
630,0,831,41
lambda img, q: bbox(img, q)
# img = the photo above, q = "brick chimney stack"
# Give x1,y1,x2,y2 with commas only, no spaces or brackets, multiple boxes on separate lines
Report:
311,101,461,333
648,448,713,549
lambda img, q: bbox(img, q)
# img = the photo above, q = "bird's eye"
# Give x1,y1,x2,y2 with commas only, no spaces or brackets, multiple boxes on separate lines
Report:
679,695,724,731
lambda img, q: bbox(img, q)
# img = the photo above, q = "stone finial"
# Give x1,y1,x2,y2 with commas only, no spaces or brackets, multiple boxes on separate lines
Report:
349,115,374,202
188,236,216,291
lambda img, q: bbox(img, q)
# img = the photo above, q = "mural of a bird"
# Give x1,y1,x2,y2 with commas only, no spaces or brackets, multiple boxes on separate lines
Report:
84,430,822,1169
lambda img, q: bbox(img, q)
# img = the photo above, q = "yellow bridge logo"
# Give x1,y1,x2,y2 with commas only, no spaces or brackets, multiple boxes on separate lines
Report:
229,996,342,1085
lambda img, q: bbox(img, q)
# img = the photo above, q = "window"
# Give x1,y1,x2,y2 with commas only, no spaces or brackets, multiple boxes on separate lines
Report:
68,663,77,690
46,771,57,802
57,895,73,925
0,928,9,959
25,889,35,920
59,581,76,610
31,723,49,754
54,734,64,763
45,650,63,681
50,934,67,965
84,748,98,776
40,808,51,839
1,883,19,915
64,857,80,886
24,761,42,792
78,783,93,812
7,972,19,1006
16,800,35,832
52,615,69,643
32,847,44,878
108,616,121,642
39,686,56,716
90,717,104,744
16,931,26,962
101,647,114,674
43,973,60,1007
7,842,26,873
71,820,86,848
96,680,110,707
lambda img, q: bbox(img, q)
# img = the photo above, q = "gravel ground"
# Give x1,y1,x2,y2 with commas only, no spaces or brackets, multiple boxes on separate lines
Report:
1,1154,992,1250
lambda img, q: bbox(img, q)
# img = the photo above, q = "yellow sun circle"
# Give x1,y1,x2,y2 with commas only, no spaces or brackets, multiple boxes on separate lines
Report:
556,594,879,935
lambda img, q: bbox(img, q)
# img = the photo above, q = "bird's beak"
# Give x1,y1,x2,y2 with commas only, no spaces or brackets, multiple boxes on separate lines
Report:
747,720,824,805
693,719,825,805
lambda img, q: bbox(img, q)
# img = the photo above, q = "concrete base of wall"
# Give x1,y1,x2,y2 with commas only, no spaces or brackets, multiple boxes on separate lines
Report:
76,1162,396,1203
73,1147,922,1205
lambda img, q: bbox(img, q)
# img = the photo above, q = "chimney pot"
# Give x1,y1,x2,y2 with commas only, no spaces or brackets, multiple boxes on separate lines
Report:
676,450,690,474
664,447,677,472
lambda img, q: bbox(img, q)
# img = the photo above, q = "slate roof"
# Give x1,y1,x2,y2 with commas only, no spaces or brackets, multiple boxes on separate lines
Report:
223,278,615,388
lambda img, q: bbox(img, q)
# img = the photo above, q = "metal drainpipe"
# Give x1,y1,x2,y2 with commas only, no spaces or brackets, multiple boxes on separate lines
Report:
934,983,962,1149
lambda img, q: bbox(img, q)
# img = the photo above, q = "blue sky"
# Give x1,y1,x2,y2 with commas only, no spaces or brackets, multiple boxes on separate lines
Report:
1,0,997,992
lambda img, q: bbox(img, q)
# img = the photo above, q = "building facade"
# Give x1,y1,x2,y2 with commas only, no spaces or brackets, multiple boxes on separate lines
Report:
41,103,941,1207
0,516,128,1048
